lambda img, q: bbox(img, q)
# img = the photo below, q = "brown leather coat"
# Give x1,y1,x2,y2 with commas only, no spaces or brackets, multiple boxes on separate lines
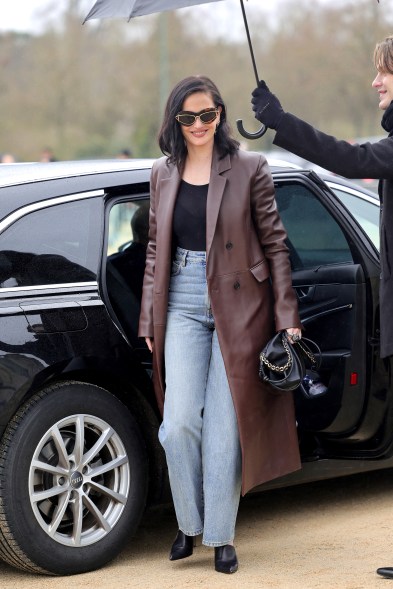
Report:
139,148,302,494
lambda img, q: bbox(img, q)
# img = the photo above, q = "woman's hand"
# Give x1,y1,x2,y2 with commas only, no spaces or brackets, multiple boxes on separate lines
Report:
145,337,154,353
285,328,302,344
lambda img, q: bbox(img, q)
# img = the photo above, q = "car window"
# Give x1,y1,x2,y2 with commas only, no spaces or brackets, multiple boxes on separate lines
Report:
106,199,149,298
327,186,380,251
275,183,353,270
105,199,149,342
107,199,150,256
0,197,102,288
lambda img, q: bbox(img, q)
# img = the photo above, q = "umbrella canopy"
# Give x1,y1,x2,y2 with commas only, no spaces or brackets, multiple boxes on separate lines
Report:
84,0,265,139
84,0,225,21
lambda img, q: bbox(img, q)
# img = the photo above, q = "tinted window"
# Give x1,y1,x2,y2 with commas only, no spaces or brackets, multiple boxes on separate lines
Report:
107,200,149,257
106,199,149,343
329,186,380,251
0,197,101,288
276,183,353,270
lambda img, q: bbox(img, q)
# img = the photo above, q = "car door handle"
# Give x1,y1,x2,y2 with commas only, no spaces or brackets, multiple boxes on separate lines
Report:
296,286,316,303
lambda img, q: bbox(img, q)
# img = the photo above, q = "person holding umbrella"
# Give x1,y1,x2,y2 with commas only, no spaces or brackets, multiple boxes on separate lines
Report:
250,35,393,580
251,35,393,361
138,75,302,574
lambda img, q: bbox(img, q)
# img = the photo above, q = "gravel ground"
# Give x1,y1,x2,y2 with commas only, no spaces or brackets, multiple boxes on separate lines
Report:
1,469,393,589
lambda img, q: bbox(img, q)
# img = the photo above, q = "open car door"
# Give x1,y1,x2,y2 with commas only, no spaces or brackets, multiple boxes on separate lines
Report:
274,172,379,442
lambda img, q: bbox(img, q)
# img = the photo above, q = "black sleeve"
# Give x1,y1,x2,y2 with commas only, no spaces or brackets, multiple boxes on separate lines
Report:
273,112,393,180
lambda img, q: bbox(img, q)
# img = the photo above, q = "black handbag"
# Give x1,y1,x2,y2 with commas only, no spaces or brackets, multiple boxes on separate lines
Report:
259,332,321,392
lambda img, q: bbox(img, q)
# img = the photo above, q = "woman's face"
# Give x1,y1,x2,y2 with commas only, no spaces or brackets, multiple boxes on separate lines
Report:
372,68,393,110
179,91,221,149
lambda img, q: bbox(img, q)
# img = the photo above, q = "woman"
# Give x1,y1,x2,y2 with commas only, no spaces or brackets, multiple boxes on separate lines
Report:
251,36,393,362
139,75,302,574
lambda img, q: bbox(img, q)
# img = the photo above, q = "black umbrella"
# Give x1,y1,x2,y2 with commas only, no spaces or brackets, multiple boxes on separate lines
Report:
84,0,266,139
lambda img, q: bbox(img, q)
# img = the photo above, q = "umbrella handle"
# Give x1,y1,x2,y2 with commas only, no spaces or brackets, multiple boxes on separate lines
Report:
236,119,267,140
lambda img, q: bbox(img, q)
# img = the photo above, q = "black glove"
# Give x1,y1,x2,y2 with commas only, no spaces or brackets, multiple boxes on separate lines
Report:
251,81,284,130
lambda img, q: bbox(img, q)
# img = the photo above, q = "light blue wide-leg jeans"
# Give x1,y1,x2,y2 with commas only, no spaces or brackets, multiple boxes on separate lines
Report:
159,247,242,547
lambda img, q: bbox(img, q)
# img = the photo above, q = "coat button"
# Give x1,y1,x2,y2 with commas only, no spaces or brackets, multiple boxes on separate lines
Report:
226,242,233,250
234,281,240,290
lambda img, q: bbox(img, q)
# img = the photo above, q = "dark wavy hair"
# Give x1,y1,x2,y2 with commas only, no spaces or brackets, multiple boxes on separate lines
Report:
158,75,239,170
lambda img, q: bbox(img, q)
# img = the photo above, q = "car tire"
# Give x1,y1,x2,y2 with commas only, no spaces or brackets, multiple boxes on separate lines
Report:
0,381,148,575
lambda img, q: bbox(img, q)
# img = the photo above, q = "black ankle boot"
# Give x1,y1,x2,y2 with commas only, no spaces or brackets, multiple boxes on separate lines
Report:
169,530,194,561
214,545,238,574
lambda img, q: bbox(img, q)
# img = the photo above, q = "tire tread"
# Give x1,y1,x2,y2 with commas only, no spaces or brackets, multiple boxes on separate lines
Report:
0,380,146,575
0,388,51,573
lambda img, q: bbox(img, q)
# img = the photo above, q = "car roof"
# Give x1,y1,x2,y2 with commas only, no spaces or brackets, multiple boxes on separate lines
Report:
318,172,379,201
0,159,155,188
266,158,302,171
0,158,378,225
0,159,156,223
269,158,379,200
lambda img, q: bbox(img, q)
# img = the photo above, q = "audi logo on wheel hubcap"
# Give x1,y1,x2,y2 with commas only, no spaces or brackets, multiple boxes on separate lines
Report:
70,471,84,489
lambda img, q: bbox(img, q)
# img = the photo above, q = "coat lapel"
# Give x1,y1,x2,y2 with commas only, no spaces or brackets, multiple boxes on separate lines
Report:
157,164,181,245
156,151,231,259
206,150,231,257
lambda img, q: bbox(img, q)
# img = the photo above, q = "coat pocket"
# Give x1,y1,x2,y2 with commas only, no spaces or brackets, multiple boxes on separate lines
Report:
250,259,270,283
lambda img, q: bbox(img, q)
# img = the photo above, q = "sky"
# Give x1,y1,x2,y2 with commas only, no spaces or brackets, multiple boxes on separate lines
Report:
0,0,384,36
0,0,274,40
0,1,235,32
0,0,346,35
1,0,76,33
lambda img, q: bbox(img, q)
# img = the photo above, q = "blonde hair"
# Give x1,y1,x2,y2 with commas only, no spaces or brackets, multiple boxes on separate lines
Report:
374,36,393,73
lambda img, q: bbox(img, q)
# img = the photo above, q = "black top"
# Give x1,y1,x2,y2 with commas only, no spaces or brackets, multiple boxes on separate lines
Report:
172,180,208,251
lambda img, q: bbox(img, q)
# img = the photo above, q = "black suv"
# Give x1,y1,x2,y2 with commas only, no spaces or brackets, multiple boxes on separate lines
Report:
0,159,388,576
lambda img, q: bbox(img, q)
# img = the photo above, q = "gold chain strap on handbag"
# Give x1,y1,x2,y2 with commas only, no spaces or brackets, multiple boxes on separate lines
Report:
260,334,292,373
295,339,317,367
260,334,318,373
